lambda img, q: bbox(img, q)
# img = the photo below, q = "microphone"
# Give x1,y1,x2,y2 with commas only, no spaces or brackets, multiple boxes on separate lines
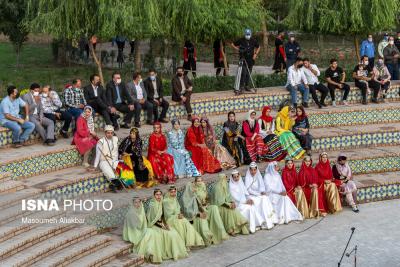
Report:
351,227,355,232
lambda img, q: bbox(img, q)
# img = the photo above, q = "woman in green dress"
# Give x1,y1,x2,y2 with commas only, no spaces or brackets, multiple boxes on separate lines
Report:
181,177,229,246
123,197,163,263
163,186,205,248
146,189,188,261
210,173,249,236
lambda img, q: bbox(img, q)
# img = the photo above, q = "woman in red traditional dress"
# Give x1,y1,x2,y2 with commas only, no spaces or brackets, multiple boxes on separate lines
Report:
72,106,98,169
185,116,221,174
315,152,342,214
147,122,176,184
299,156,327,218
242,110,268,162
282,158,309,218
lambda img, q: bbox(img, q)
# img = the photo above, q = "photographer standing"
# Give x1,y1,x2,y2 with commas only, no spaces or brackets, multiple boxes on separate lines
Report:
231,29,260,95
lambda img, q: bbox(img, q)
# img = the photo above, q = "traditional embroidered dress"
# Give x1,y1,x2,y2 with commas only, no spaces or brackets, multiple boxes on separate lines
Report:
263,162,303,224
292,106,313,151
282,163,309,218
315,152,342,214
148,123,175,184
221,112,250,166
258,106,287,161
210,174,249,235
72,106,98,155
167,120,200,178
201,116,236,169
332,154,358,208
184,117,221,174
275,106,305,159
299,160,327,218
242,110,268,162
146,197,188,261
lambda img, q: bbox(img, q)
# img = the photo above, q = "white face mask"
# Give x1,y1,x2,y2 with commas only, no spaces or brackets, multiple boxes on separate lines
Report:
139,79,143,84
150,75,156,81
364,61,369,66
33,91,39,97
290,37,295,42
389,40,394,45
368,38,373,42
116,78,122,84
245,34,251,40
42,93,48,98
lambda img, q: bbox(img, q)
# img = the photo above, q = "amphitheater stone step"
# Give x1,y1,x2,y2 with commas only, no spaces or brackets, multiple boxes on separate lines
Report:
0,180,25,194
0,187,42,210
0,172,11,183
102,254,145,267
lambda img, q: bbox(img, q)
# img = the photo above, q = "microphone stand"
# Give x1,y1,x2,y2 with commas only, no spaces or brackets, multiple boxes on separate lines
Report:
346,245,358,267
338,227,356,267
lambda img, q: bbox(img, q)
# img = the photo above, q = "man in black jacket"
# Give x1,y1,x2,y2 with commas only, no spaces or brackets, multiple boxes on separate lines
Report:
105,72,135,128
144,69,169,123
84,74,119,130
171,67,193,121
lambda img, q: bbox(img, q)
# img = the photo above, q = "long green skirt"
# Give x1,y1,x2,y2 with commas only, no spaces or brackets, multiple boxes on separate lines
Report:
150,226,188,262
218,206,249,235
193,217,213,246
278,131,305,159
167,217,205,248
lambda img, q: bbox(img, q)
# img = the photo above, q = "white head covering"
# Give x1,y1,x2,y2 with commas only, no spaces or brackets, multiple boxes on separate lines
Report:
229,173,249,205
247,110,256,128
263,162,286,204
231,169,239,175
104,125,114,132
245,162,265,195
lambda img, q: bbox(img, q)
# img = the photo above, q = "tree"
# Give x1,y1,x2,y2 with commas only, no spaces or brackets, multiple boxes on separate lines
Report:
285,0,400,61
26,0,161,84
0,0,29,68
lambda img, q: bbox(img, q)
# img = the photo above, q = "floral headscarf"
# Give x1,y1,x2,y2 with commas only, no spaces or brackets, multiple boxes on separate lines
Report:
82,105,95,132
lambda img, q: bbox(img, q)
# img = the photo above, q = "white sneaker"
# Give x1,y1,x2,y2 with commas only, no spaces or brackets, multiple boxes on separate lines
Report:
332,101,336,107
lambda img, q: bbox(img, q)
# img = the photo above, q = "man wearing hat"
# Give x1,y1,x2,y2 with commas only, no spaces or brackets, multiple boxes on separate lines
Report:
231,29,260,95
93,125,121,191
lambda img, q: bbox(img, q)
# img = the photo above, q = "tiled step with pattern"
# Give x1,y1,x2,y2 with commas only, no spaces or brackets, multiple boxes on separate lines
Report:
0,223,75,260
0,187,42,210
65,240,132,267
0,210,66,243
102,254,145,267
32,235,113,267
0,180,25,194
0,225,98,267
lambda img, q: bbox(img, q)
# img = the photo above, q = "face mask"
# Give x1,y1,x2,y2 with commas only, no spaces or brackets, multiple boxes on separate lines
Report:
384,36,388,41
95,82,101,86
368,38,373,42
389,40,394,45
139,79,143,84
297,64,303,68
116,78,122,84
150,75,156,81
290,37,295,42
33,91,39,97
16,92,20,98
377,60,384,66
364,61,369,66
42,93,48,98
177,73,183,77
245,34,251,40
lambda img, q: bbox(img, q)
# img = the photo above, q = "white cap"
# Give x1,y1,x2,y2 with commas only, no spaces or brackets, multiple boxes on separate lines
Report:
104,125,114,132
231,169,239,175
249,162,257,168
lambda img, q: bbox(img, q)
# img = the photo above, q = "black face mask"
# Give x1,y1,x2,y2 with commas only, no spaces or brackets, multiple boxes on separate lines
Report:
297,64,303,68
96,82,101,86
16,92,20,98
177,73,183,77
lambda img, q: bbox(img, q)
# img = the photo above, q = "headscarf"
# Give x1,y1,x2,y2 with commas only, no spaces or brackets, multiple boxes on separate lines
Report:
122,198,146,244
247,110,257,129
282,160,298,190
259,106,273,123
295,106,307,122
229,173,249,205
146,196,163,227
152,122,163,135
193,178,207,204
190,116,204,142
335,153,352,179
181,181,199,220
244,162,265,194
162,189,181,222
129,127,143,156
224,111,239,133
210,173,232,206
298,156,318,185
277,106,292,130
200,116,215,139
315,152,333,181
82,105,95,132
171,118,180,128
263,162,286,204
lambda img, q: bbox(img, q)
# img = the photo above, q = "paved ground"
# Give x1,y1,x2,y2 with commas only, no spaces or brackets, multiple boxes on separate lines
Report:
157,199,400,267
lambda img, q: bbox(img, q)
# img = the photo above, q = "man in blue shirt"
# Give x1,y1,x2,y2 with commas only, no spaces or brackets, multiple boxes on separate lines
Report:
285,34,301,68
360,34,375,69
0,86,35,148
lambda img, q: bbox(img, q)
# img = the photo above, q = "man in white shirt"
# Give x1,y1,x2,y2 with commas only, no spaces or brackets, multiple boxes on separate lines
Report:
285,57,309,108
126,72,154,126
302,58,329,108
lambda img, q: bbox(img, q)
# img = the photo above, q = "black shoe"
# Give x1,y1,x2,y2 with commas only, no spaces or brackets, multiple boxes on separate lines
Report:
302,102,309,108
160,118,169,123
293,103,298,108
121,123,130,129
371,98,379,104
362,100,367,105
134,123,141,128
146,120,154,126
47,139,56,146
320,102,327,107
187,115,192,121
114,125,120,131
13,142,22,148
59,130,69,138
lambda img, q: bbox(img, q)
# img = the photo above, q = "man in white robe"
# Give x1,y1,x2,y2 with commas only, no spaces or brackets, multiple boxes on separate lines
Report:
244,162,277,228
94,125,121,192
229,170,263,233
263,161,303,224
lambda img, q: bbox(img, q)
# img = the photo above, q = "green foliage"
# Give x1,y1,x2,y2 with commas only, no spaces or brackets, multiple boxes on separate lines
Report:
285,0,400,35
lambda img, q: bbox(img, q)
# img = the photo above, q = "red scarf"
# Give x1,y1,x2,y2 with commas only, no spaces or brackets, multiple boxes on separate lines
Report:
282,166,298,190
259,106,273,123
299,162,318,186
295,106,307,122
315,158,333,181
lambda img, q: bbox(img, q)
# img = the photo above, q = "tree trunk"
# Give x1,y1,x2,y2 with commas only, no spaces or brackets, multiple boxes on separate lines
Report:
134,40,141,71
57,41,67,65
261,19,269,64
220,40,229,76
354,36,360,62
89,42,104,86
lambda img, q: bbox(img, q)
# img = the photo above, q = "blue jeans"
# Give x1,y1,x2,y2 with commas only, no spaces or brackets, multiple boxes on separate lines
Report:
386,63,399,81
67,107,83,120
286,84,309,105
2,120,35,143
